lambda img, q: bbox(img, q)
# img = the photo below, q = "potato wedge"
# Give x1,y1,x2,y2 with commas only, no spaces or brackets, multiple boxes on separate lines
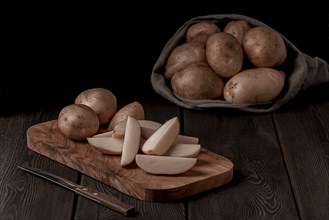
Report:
138,120,162,130
121,116,141,167
141,117,179,155
163,143,201,157
135,154,197,175
174,135,199,144
92,130,114,138
87,137,124,155
137,119,199,144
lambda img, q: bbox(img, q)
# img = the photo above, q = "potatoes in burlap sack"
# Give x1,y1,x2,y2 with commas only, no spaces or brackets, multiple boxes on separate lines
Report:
151,14,329,113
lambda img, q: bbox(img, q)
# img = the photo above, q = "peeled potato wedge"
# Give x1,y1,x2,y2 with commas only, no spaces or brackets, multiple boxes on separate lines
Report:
140,127,156,139
141,117,180,155
121,116,141,167
92,130,114,138
139,120,162,139
87,136,124,155
138,119,162,130
174,135,199,144
163,143,201,157
139,121,198,144
135,154,197,175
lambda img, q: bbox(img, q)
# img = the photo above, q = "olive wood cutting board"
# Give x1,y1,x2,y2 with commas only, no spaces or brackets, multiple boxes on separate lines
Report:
26,120,234,202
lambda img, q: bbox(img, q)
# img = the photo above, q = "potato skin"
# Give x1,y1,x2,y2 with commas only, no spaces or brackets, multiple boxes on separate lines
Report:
108,101,145,131
164,41,206,79
243,26,287,67
223,67,285,104
223,19,251,44
206,32,243,77
58,104,99,140
171,62,224,100
186,22,220,44
74,87,117,125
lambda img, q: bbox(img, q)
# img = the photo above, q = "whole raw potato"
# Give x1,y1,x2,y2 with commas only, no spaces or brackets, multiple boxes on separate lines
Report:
206,32,243,77
164,41,206,79
223,67,286,104
74,87,117,125
243,26,287,67
108,101,145,131
171,62,224,100
58,104,100,140
186,22,220,44
223,19,251,44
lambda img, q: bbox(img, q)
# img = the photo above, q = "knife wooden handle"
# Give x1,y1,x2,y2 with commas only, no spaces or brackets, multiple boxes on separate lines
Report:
75,186,135,216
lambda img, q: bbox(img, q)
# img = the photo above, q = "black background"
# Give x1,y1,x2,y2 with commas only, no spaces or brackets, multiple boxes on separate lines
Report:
2,2,328,111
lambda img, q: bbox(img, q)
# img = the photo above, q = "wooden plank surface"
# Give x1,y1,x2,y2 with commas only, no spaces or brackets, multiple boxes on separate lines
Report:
273,85,329,220
182,109,299,219
0,109,78,220
1,87,329,219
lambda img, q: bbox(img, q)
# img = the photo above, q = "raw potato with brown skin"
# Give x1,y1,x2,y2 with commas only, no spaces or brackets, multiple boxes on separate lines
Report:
74,87,117,125
164,41,206,79
186,22,220,44
58,104,100,140
223,67,286,104
223,19,251,44
171,62,224,100
206,32,243,77
108,101,144,131
243,26,287,67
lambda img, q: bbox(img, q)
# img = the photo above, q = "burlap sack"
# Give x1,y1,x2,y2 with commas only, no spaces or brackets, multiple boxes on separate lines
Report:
151,14,329,113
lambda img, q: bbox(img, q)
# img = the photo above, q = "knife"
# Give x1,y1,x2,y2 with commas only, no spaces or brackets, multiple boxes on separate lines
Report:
17,165,135,216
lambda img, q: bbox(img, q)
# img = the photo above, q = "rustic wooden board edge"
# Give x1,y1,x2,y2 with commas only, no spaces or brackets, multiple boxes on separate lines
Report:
26,120,234,202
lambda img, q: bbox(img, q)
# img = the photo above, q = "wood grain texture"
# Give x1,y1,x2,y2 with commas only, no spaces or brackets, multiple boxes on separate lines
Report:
0,109,78,220
75,175,188,219
2,85,328,219
273,101,329,219
182,109,299,219
26,119,233,202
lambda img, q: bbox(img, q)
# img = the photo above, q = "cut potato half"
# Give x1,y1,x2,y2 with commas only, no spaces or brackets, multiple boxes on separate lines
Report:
87,137,124,155
163,143,201,157
135,154,197,175
141,117,180,155
121,116,141,166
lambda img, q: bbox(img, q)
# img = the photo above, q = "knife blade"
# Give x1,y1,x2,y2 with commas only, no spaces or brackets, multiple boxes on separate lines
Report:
17,165,135,216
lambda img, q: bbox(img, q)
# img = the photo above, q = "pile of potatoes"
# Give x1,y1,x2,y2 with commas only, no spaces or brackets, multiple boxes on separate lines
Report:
57,87,145,141
165,19,287,104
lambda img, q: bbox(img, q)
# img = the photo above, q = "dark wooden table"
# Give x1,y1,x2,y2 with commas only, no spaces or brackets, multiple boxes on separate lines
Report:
1,82,328,220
